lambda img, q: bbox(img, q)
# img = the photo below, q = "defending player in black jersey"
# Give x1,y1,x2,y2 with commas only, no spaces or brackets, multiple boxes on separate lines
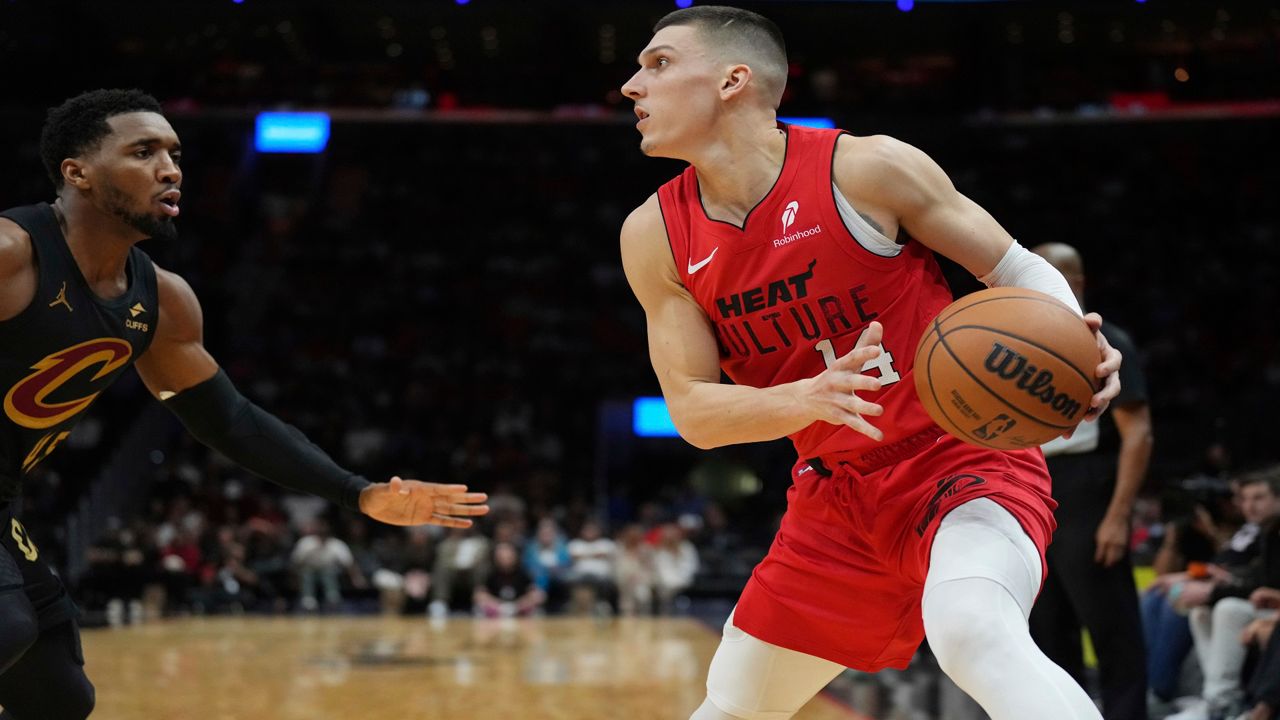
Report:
0,89,489,719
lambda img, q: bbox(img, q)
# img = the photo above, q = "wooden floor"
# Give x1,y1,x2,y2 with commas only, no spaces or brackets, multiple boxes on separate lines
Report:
83,616,865,720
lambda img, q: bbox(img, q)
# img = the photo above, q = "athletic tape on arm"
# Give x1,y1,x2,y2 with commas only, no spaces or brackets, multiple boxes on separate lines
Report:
977,241,1083,317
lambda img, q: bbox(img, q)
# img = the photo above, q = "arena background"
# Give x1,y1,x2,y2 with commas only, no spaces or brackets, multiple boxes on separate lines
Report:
0,1,1277,718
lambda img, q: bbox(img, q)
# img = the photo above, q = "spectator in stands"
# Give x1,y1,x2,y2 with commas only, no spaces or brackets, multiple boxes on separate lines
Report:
652,523,698,614
567,519,617,615
79,520,153,625
1144,480,1248,704
198,524,259,613
430,526,491,617
615,524,655,616
158,524,204,613
474,542,544,618
1168,470,1280,720
343,517,404,614
291,519,365,612
395,526,433,615
1239,592,1279,720
523,517,571,611
243,514,293,613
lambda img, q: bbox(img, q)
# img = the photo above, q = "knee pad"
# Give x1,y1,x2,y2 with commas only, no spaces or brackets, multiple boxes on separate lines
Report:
924,498,1042,619
923,577,1014,681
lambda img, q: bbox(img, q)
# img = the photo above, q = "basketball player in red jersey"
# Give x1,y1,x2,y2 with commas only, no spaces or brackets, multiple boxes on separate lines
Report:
620,8,1122,719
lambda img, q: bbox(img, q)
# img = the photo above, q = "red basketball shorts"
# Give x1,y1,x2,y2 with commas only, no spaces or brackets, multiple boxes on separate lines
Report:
732,434,1057,672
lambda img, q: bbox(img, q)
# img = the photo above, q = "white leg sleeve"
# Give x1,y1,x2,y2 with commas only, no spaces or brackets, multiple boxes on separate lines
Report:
693,610,845,720
922,498,1101,720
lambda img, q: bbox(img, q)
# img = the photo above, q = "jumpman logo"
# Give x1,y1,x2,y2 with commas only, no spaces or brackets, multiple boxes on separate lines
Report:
48,282,72,313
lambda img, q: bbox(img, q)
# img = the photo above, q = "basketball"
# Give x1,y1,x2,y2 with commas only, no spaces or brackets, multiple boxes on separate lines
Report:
913,287,1100,450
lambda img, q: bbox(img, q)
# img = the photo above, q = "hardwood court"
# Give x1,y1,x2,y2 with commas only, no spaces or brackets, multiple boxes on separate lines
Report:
83,616,865,720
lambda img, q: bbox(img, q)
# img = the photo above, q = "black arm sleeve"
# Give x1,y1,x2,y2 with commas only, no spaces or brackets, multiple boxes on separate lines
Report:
162,370,372,512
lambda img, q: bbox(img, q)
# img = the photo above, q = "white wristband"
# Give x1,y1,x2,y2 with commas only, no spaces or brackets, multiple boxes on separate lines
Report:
977,241,1083,317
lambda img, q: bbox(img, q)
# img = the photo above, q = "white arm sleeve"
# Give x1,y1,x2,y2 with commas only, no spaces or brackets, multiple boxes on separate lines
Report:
977,241,1083,317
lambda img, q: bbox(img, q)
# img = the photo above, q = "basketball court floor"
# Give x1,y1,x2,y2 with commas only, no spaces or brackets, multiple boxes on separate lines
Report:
81,616,932,720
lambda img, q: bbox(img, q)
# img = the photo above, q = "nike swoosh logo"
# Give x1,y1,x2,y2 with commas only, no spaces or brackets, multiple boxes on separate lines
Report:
687,247,719,274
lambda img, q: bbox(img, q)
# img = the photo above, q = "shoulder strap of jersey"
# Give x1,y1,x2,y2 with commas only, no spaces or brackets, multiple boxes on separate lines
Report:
1,203,62,253
127,246,160,355
812,127,845,188
656,169,695,281
0,203,71,296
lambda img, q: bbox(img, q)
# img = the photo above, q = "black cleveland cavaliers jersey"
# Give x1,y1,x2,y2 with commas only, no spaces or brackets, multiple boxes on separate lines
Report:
0,203,158,500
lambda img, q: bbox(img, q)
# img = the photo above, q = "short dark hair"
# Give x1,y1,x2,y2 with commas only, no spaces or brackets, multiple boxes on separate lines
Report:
39,89,164,190
1239,465,1280,497
654,6,788,108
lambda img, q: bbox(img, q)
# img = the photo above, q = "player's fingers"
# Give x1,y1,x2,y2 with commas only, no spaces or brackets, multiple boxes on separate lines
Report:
1082,312,1103,332
832,344,880,370
439,503,490,516
424,483,471,493
844,396,883,417
430,514,474,529
847,373,882,394
1097,348,1121,377
441,492,488,504
837,411,883,442
1102,544,1121,567
854,321,883,349
390,476,408,495
1095,332,1120,373
1084,374,1120,420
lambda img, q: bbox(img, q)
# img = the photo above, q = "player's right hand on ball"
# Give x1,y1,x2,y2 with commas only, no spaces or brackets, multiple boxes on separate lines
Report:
798,321,885,441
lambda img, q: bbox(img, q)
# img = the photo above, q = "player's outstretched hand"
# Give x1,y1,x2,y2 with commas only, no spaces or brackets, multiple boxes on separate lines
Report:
798,321,885,441
1082,312,1122,422
359,476,489,527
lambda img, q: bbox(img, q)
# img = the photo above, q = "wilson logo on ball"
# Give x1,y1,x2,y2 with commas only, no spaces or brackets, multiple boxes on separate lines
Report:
983,342,1084,421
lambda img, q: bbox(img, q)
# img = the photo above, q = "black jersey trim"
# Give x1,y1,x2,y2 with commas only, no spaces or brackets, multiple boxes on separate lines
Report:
694,123,792,232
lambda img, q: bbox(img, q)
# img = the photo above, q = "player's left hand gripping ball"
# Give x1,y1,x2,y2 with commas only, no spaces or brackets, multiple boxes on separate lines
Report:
1081,312,1123,422
359,476,489,527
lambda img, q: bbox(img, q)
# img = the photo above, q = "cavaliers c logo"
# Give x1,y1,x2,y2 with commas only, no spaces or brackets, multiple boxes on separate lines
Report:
3,338,133,430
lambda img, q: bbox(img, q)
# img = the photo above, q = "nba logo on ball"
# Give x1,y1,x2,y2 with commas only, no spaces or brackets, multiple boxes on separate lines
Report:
913,288,1100,450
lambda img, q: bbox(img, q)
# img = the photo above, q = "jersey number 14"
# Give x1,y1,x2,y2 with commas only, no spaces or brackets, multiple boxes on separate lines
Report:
814,327,901,385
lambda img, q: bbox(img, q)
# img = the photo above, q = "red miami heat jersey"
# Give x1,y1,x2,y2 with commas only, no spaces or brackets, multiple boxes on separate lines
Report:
657,125,953,469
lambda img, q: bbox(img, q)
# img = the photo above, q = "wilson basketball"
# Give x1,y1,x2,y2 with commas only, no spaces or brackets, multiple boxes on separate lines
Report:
913,287,1100,450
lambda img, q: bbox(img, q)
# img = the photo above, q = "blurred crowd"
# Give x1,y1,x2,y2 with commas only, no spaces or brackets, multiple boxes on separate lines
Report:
1138,467,1280,720
73,462,746,623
